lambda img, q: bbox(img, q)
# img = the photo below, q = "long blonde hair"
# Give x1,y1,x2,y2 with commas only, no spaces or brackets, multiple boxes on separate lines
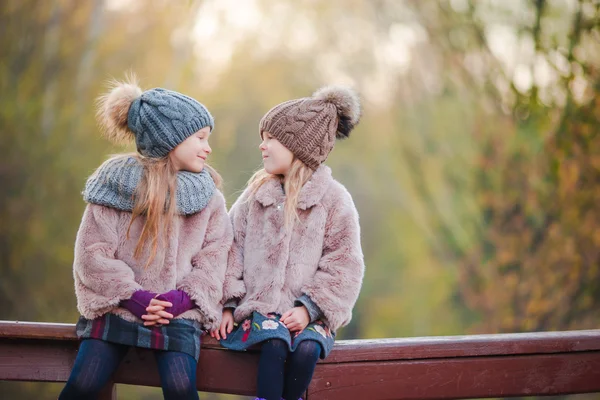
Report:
128,154,177,268
247,158,314,229
96,153,222,268
94,75,223,267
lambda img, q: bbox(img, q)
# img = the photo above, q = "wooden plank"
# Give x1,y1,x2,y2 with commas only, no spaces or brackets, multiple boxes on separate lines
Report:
2,321,600,398
3,337,600,398
2,321,600,361
323,330,600,363
307,351,600,399
0,339,260,395
110,346,260,396
0,340,78,382
0,321,78,341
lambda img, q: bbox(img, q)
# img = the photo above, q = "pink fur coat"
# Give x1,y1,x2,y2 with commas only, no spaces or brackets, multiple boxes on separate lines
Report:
73,191,233,331
223,165,364,332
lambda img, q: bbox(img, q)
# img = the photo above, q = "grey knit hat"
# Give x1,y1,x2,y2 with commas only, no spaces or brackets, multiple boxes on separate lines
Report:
259,86,361,170
97,77,214,158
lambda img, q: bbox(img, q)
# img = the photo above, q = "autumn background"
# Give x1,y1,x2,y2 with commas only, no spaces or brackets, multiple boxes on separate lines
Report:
1,0,599,399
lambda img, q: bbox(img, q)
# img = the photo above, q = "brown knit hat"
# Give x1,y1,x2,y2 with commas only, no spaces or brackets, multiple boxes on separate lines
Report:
259,86,361,170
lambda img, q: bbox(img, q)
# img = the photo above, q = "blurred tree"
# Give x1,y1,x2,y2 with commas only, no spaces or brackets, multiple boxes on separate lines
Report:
406,0,600,333
1,0,599,398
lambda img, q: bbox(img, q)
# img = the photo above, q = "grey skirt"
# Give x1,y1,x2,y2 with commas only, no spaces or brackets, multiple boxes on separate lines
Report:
76,314,203,360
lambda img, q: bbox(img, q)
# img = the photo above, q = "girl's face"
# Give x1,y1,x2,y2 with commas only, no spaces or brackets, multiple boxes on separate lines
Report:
260,131,294,176
169,127,212,173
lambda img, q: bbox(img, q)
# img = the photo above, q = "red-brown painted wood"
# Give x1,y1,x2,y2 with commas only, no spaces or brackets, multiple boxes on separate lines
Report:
1,320,600,399
0,321,78,341
324,330,600,362
3,321,599,360
308,352,600,399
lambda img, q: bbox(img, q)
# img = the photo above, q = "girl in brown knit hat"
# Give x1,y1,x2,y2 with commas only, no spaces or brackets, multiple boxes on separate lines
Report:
215,86,365,400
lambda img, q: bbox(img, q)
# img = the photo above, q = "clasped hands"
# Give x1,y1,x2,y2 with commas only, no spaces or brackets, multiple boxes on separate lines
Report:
123,290,193,327
142,297,175,327
144,290,194,326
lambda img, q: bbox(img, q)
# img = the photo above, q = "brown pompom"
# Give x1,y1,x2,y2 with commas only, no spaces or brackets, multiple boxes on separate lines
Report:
95,73,142,144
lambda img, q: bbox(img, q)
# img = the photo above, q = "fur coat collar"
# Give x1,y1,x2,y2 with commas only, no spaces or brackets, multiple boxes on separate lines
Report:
253,164,332,210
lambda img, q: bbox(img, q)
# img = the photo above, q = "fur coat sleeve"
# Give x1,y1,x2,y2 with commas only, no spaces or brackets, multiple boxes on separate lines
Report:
73,204,144,319
301,189,365,332
177,191,233,331
222,188,250,305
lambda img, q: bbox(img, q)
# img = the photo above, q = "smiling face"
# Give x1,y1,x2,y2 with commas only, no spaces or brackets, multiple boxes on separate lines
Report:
260,131,294,176
169,126,212,173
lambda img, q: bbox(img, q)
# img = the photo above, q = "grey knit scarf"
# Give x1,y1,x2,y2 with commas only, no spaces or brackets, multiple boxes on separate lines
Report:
83,156,215,215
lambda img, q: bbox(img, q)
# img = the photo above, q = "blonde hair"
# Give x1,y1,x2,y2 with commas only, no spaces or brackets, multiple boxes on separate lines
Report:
94,74,223,268
247,158,314,229
94,153,222,268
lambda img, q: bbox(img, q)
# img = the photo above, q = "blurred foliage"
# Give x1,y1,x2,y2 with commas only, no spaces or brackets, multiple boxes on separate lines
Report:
1,0,598,398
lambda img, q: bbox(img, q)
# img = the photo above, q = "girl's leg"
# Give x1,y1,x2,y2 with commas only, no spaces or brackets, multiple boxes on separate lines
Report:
58,339,129,400
282,340,321,400
154,350,199,400
257,339,289,400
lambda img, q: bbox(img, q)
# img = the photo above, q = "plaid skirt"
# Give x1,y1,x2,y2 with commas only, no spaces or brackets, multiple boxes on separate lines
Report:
76,314,203,361
220,311,335,359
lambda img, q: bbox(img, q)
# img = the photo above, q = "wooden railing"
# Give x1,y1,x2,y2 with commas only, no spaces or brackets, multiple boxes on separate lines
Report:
1,321,599,399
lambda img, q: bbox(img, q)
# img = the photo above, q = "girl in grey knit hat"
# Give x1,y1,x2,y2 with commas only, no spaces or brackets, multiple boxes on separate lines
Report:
217,86,365,400
59,75,233,400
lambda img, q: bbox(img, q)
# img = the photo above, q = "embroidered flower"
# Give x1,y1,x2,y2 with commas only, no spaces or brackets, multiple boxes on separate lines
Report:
313,325,327,338
242,329,251,342
262,320,279,330
242,319,251,331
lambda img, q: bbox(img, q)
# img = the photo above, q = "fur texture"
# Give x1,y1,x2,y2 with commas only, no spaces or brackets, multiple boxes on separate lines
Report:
96,75,142,144
73,191,233,331
312,85,361,139
223,165,365,332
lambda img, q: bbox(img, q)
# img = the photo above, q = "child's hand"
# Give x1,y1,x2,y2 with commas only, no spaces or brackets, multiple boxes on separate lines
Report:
142,298,174,326
212,309,234,340
280,306,310,332
155,290,194,317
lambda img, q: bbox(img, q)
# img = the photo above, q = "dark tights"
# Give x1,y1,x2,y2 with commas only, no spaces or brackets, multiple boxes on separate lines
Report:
256,339,321,400
58,339,199,400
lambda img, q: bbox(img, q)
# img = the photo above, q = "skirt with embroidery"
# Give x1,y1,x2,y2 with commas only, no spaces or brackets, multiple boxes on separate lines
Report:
219,311,335,359
76,314,203,361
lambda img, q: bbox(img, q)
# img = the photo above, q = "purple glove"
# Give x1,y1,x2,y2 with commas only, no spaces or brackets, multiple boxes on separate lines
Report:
120,290,157,319
156,290,194,318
